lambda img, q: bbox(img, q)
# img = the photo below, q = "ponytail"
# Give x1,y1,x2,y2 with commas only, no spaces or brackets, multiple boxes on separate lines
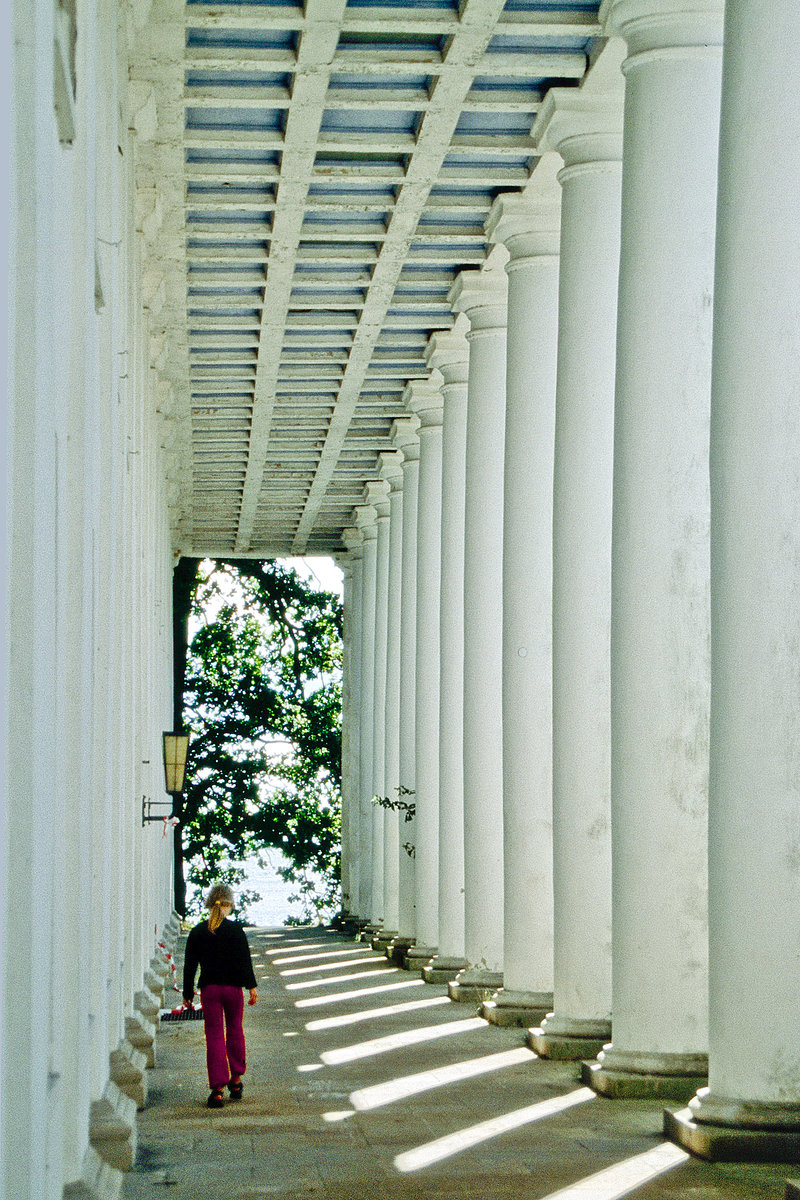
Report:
208,900,226,933
205,883,234,933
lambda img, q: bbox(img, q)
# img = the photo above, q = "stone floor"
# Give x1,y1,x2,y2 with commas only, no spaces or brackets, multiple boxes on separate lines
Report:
123,927,794,1199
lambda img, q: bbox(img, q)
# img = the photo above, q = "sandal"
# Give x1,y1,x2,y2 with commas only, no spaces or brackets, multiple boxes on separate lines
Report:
228,1079,244,1100
207,1087,225,1109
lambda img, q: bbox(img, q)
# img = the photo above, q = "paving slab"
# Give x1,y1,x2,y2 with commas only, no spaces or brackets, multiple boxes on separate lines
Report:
123,928,791,1199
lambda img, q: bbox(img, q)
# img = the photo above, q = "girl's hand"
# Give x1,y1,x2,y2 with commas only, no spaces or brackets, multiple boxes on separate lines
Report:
248,988,258,1006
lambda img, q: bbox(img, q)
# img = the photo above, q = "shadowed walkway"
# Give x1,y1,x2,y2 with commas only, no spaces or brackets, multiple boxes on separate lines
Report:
122,928,789,1199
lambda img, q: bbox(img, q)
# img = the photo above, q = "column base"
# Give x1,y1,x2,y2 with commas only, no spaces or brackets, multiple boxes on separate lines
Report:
89,1082,137,1172
786,1182,800,1199
159,925,177,951
528,1013,611,1060
150,952,171,981
371,928,396,951
63,1147,123,1200
165,913,182,943
481,988,553,1028
356,923,382,942
125,1012,156,1068
148,961,170,998
665,1088,800,1162
423,955,466,984
342,919,366,938
329,910,358,933
385,935,414,966
449,968,503,1004
582,1047,708,1101
133,984,161,1022
404,944,437,974
109,1039,148,1110
144,968,165,1003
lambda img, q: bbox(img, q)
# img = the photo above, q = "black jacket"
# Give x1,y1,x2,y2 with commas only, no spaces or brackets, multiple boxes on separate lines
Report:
182,918,257,1001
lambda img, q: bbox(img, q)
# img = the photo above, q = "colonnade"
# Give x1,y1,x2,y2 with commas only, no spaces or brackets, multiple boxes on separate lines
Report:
338,2,800,1161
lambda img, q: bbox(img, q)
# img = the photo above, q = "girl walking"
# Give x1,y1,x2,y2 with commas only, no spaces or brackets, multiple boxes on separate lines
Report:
182,884,258,1108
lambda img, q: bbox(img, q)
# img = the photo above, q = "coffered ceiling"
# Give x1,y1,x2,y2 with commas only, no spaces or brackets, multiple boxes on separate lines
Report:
131,0,601,557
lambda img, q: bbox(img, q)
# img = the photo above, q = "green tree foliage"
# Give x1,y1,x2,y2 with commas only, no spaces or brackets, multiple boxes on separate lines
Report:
182,560,342,923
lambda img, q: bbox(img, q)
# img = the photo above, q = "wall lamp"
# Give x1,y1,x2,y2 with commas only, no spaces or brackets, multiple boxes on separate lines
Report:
142,730,190,826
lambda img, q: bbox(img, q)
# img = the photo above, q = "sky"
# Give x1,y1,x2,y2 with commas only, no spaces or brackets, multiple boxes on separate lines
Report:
282,557,343,596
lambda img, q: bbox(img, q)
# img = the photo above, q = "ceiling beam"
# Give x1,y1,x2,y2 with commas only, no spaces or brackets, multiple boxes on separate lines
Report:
233,0,350,552
291,0,514,554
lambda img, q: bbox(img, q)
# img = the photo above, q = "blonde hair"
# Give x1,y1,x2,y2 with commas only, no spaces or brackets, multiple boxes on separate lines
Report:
205,884,234,933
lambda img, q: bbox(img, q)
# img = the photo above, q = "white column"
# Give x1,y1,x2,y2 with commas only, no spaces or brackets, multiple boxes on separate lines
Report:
481,179,561,1027
353,502,378,923
529,45,624,1059
337,555,355,916
668,0,800,1158
591,0,723,1097
366,477,392,929
390,415,421,957
381,452,405,940
448,267,508,1001
339,531,364,918
423,327,470,985
405,379,444,971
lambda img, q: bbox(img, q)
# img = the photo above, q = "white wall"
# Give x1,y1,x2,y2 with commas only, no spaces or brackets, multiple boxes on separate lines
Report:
3,0,177,1195
0,0,11,1186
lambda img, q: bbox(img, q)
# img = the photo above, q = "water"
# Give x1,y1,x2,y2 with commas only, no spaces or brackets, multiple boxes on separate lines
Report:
239,850,328,927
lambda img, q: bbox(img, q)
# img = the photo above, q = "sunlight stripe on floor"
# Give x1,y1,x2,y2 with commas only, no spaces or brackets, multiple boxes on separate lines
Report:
534,1141,689,1199
285,968,400,991
272,947,372,965
320,1017,486,1065
265,940,340,954
279,955,382,977
394,1088,595,1172
294,979,426,1008
350,1045,535,1110
305,994,451,1031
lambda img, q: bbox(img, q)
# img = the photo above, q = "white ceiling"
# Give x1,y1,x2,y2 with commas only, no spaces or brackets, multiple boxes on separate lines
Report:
131,0,601,558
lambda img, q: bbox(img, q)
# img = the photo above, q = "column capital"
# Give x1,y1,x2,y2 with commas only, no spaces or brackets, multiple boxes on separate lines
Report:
378,449,405,492
353,503,378,540
403,378,444,428
391,414,421,465
341,525,364,558
425,329,469,386
600,0,724,58
448,268,507,333
486,192,561,263
533,42,625,170
363,477,391,518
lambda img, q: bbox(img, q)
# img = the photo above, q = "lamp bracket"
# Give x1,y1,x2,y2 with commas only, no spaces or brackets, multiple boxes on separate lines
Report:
142,794,175,827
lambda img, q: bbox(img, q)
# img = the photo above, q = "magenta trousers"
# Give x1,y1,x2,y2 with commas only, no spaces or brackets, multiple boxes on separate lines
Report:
201,985,246,1088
